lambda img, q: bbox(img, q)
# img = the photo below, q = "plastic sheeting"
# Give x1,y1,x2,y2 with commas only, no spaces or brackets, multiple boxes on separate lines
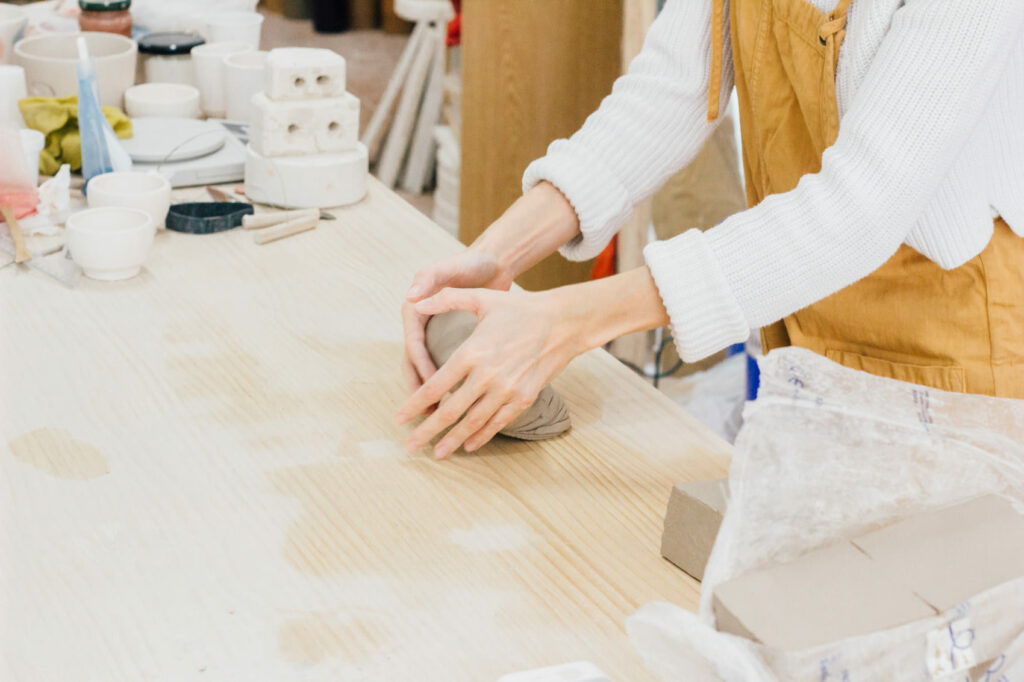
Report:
131,0,260,35
629,347,1024,682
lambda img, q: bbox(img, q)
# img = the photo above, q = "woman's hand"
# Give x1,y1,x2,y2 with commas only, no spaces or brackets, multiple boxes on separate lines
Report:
396,286,588,459
401,181,582,392
395,267,673,459
402,250,513,392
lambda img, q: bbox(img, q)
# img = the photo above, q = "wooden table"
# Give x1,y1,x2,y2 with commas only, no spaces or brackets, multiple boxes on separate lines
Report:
0,179,731,681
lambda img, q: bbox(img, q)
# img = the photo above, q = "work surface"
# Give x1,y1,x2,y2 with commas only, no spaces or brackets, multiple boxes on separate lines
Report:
0,179,731,681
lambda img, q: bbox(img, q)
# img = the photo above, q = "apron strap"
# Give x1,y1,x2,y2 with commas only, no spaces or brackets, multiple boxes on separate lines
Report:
820,0,853,42
707,0,726,121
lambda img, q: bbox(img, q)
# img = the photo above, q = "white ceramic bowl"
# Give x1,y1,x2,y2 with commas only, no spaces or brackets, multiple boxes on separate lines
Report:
0,4,28,66
125,83,201,119
86,171,172,230
204,11,263,49
191,41,253,118
223,50,267,123
14,31,137,107
67,207,156,281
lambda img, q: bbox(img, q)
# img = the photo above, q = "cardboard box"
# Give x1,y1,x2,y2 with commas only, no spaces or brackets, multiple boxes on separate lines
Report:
713,496,1024,650
661,479,729,581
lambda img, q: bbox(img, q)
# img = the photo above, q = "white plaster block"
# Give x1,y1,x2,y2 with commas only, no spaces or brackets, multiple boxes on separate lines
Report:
249,92,360,157
244,143,368,209
264,48,347,101
313,92,360,154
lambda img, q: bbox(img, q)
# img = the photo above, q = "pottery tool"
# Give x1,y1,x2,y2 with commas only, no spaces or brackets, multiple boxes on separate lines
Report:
166,201,254,234
0,126,39,264
0,205,30,263
0,234,82,287
207,185,335,221
252,212,320,245
241,208,319,230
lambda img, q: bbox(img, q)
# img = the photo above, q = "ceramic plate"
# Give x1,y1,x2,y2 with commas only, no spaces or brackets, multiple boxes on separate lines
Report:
120,118,226,164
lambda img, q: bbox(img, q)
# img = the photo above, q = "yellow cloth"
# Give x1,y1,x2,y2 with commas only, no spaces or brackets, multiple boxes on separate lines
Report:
18,96,132,175
716,0,1024,397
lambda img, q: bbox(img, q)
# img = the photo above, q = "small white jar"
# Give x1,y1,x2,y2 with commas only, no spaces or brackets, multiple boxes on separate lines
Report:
138,32,205,86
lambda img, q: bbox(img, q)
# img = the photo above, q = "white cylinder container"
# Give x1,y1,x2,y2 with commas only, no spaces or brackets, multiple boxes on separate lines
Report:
137,33,206,86
204,12,264,49
0,65,27,127
191,41,253,118
19,128,44,187
223,50,268,123
244,143,368,209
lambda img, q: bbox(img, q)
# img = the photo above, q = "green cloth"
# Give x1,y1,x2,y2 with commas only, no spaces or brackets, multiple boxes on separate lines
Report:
18,96,133,175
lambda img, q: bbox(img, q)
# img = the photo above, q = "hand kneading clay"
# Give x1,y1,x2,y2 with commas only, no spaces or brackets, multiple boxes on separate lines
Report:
424,311,572,441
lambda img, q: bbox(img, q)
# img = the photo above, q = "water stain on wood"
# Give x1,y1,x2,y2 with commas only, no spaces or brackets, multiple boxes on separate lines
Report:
269,456,516,577
279,612,392,666
9,428,109,480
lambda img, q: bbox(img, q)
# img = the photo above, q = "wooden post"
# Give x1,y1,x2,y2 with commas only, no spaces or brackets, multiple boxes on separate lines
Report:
460,0,623,292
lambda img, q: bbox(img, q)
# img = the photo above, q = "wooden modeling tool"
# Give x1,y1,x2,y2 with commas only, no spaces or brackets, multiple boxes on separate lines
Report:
252,213,320,245
242,208,318,230
206,185,335,221
0,205,31,263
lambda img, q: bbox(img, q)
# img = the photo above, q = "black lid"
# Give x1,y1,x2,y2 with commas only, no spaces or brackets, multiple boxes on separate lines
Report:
80,0,131,11
138,32,205,56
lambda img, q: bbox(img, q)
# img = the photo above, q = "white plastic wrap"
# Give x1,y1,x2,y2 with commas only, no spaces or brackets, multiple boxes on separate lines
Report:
130,0,259,35
628,347,1024,682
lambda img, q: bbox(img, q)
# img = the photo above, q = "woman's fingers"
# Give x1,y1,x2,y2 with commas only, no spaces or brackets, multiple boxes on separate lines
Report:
406,262,452,302
401,301,437,386
395,352,471,425
432,392,507,459
464,399,530,452
414,287,487,317
401,354,422,393
404,376,484,452
406,252,501,302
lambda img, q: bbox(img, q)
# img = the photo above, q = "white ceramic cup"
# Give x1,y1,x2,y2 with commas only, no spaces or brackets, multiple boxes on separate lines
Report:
14,31,137,107
0,64,27,126
85,171,172,230
204,12,264,49
0,4,27,66
125,83,201,119
67,207,156,281
223,50,267,123
191,41,253,118
18,128,43,187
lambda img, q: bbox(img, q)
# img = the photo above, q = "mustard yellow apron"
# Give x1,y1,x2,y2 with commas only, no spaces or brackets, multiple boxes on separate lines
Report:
708,0,1024,397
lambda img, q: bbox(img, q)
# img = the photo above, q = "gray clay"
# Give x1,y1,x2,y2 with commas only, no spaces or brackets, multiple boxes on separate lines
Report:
424,311,572,441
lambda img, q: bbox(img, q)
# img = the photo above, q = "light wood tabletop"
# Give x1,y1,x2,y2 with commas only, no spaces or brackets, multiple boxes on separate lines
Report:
0,179,731,681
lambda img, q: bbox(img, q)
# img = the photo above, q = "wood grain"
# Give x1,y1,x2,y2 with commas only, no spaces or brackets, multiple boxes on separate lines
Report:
0,178,730,680
460,0,624,291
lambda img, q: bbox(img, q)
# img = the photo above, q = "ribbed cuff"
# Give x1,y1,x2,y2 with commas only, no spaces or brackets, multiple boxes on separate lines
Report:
522,139,633,262
643,229,751,362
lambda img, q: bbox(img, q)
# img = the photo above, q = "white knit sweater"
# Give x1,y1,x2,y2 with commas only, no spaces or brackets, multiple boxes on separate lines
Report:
522,0,1024,362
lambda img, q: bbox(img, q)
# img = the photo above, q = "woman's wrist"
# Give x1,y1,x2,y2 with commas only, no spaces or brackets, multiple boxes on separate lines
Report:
471,181,581,283
549,267,671,354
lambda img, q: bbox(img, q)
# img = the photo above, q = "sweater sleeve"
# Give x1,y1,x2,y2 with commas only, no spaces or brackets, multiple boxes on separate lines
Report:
644,0,1024,362
521,0,734,261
